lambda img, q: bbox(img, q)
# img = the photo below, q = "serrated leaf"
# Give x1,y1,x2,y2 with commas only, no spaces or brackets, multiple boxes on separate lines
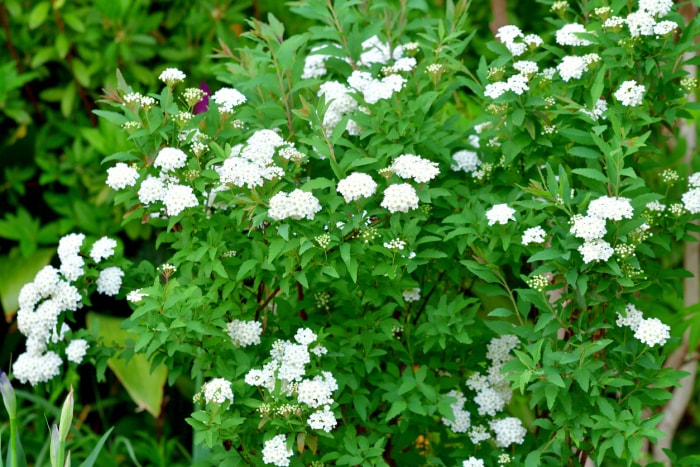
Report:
572,168,608,184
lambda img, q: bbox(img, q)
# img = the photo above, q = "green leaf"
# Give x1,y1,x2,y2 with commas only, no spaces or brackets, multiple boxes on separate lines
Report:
55,33,70,59
28,2,50,29
60,82,77,118
488,307,513,317
78,427,115,467
93,110,129,126
524,451,540,467
572,168,608,184
385,400,406,421
86,313,167,417
236,259,259,281
0,248,54,317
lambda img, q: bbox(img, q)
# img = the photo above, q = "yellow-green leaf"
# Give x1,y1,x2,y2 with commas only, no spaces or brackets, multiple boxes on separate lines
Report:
0,248,54,317
28,2,50,29
86,312,168,418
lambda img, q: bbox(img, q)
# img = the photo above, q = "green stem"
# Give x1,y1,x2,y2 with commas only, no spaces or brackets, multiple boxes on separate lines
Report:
191,373,209,462
10,414,18,467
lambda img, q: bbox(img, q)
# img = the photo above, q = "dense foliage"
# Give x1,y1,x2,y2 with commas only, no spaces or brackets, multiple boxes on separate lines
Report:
3,0,700,466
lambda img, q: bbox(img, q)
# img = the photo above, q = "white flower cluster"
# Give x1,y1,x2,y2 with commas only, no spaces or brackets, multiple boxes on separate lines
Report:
484,74,530,99
381,183,420,213
490,417,528,447
402,288,421,303
216,129,299,190
245,327,337,460
555,23,592,46
443,336,523,446
522,226,546,245
348,70,406,105
557,54,599,82
262,434,293,467
313,36,414,135
580,99,608,121
639,0,673,17
614,80,645,107
682,174,700,213
89,236,117,263
570,196,634,263
588,196,635,221
442,389,471,433
154,147,187,172
390,154,440,183
13,233,122,385
301,44,344,79
226,319,263,347
625,0,675,37
65,338,88,364
106,162,139,190
617,304,670,347
486,203,516,226
108,143,201,218
462,457,485,467
358,35,404,66
96,266,124,296
268,189,322,221
495,25,542,57
211,87,246,113
513,60,538,76
200,377,234,406
158,67,185,86
451,150,482,174
123,92,155,107
318,81,361,135
337,172,378,202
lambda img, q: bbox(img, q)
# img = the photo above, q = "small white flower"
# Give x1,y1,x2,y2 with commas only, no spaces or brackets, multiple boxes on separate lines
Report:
463,457,485,467
556,23,593,46
390,154,440,183
490,417,527,447
154,147,188,172
202,377,234,405
90,237,117,263
402,288,421,303
227,320,263,347
522,226,546,245
682,188,700,213
158,67,186,85
634,317,671,347
66,339,89,364
212,87,247,113
163,184,199,216
337,173,377,202
127,289,146,303
262,434,293,466
96,267,124,296
380,183,419,213
294,328,318,346
614,80,645,107
106,163,139,190
486,203,516,226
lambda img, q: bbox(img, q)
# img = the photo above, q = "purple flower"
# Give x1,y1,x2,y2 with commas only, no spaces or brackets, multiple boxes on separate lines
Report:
194,82,210,114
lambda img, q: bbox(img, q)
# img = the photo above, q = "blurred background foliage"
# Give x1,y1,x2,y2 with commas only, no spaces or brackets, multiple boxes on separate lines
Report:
1,0,698,464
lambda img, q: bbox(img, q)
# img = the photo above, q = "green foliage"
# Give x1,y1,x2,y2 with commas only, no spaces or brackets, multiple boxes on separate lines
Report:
4,0,700,466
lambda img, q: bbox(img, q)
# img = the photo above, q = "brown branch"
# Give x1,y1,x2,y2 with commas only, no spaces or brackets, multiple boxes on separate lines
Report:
0,4,44,122
489,0,508,36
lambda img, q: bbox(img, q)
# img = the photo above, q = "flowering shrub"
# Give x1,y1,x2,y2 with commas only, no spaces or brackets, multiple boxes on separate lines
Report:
7,0,700,465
